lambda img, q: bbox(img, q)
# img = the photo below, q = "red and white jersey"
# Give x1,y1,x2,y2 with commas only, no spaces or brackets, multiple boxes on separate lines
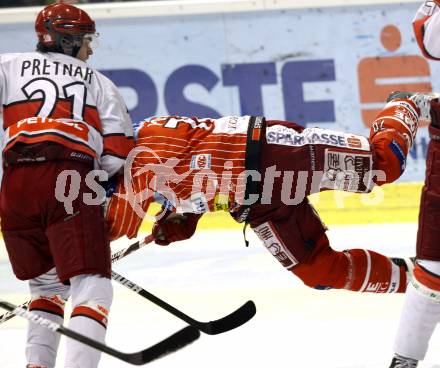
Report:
107,115,251,240
0,51,134,175
106,98,420,240
413,1,440,60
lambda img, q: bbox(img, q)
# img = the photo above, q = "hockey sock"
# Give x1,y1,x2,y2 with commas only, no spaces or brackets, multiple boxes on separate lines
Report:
65,274,112,368
393,263,440,361
26,296,66,368
343,249,406,293
291,235,406,292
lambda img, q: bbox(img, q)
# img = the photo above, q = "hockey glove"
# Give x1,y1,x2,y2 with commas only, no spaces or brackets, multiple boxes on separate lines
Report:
152,209,202,246
369,93,421,184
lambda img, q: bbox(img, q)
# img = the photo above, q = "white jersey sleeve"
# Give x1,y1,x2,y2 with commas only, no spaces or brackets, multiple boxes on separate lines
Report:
94,71,134,177
413,1,440,59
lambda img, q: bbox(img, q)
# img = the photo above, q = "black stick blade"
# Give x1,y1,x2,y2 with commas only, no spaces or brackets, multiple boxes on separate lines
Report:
0,299,200,366
202,300,256,335
126,326,201,365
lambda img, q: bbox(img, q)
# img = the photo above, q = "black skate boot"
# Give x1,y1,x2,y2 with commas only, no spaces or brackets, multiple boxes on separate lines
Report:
389,354,418,367
390,257,415,284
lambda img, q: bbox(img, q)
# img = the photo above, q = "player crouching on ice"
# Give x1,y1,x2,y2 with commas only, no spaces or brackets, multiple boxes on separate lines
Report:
107,92,431,295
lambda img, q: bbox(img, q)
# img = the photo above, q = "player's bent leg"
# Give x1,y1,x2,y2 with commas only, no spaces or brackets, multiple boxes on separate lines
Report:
65,274,113,368
250,201,408,293
392,261,440,365
291,234,408,293
38,160,113,367
290,234,349,290
26,268,70,368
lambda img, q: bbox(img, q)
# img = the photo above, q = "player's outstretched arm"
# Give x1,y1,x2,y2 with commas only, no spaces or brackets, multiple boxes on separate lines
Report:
369,92,434,185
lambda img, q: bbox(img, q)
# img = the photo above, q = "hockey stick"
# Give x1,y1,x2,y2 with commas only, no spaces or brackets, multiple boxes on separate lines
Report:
0,235,257,334
112,270,256,335
111,234,154,263
111,236,256,334
0,236,155,325
0,300,200,365
0,300,30,325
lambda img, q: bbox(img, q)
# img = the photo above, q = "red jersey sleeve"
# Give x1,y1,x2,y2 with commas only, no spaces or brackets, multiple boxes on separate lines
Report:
106,153,154,240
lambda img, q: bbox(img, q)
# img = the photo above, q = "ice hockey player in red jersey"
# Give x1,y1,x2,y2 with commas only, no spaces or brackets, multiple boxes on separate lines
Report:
388,2,440,367
107,92,430,297
0,4,133,368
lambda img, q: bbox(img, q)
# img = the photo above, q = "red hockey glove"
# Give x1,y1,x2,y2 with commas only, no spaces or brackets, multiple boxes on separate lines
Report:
369,93,420,184
152,210,202,246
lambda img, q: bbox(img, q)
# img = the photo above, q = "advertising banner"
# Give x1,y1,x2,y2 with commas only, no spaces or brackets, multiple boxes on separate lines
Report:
0,1,432,181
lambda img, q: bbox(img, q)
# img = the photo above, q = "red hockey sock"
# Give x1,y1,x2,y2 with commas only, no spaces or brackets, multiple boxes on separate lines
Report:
343,249,406,293
29,295,65,318
291,235,406,293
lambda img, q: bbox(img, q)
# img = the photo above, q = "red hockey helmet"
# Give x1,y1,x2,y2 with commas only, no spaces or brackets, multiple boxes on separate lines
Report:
35,3,96,57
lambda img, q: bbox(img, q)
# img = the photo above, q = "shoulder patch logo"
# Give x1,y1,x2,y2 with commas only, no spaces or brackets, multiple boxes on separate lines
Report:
190,154,211,170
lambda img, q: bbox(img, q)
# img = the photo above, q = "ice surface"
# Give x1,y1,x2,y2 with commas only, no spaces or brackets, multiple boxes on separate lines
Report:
0,223,439,368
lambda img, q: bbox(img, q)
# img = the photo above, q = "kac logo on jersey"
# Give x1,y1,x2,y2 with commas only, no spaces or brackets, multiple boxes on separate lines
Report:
190,154,211,170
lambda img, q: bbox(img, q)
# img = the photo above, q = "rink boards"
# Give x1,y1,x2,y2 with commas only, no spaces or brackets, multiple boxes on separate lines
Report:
141,181,425,232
